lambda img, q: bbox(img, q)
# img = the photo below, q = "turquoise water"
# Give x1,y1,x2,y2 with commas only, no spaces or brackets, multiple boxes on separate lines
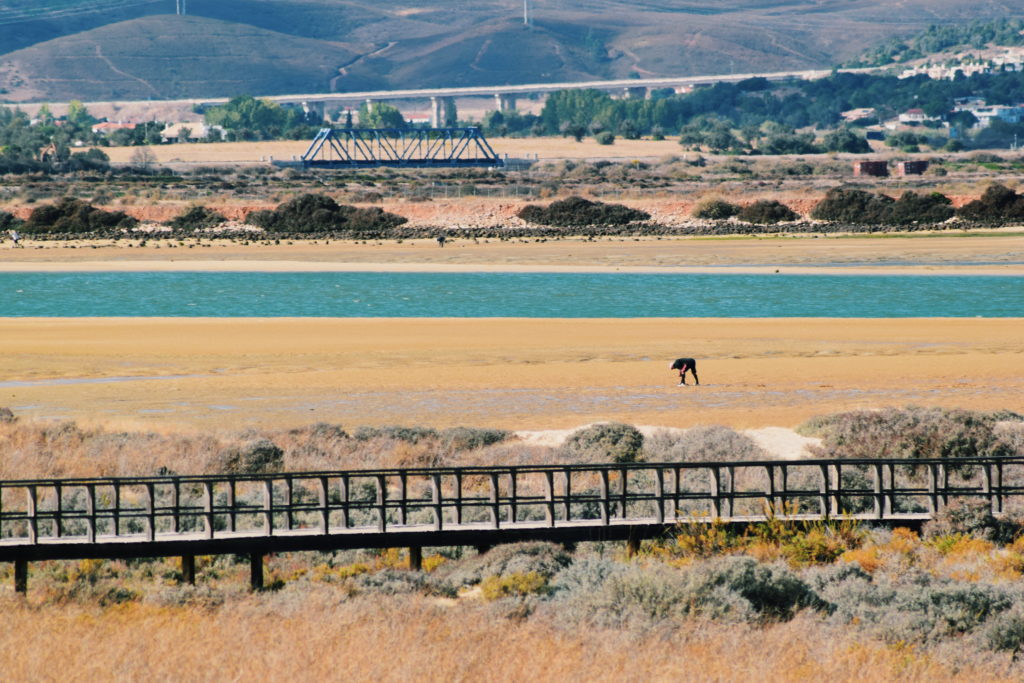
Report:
0,272,1020,317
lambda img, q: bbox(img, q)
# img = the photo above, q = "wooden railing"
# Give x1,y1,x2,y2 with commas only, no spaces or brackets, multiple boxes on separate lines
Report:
3,456,1023,591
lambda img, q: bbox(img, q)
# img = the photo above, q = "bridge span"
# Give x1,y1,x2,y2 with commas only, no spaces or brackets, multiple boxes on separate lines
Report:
4,454,1013,592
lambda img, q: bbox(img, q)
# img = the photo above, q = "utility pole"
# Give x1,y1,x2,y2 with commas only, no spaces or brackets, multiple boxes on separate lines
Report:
523,0,531,27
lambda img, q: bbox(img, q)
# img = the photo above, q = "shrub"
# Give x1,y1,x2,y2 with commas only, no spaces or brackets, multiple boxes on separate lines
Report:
559,422,644,463
809,187,951,226
212,438,284,474
352,425,438,443
644,426,767,462
594,131,615,145
692,198,740,220
22,197,138,234
985,606,1024,654
957,183,1024,222
0,210,22,232
737,200,799,224
437,542,572,588
439,427,510,453
166,206,226,231
517,196,649,227
799,406,1016,462
0,407,15,423
922,498,1023,544
247,193,407,234
480,571,550,600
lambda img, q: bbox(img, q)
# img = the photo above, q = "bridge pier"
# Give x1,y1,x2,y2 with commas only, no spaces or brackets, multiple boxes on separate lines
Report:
301,100,327,123
249,552,264,591
408,546,423,571
494,93,517,112
14,559,27,594
430,96,456,127
181,554,196,585
626,538,641,558
475,544,492,555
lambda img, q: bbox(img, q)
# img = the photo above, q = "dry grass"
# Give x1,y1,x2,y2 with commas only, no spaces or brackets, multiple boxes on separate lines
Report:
0,592,1011,682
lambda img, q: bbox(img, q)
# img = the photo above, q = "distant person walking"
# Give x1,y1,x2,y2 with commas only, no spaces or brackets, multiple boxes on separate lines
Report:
8,229,21,247
669,357,699,385
436,233,446,248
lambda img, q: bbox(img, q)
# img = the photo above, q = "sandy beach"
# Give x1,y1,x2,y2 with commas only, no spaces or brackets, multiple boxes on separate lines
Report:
2,318,1020,432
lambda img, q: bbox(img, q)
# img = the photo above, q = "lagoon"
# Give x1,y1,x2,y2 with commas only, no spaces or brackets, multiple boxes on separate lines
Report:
0,272,1020,317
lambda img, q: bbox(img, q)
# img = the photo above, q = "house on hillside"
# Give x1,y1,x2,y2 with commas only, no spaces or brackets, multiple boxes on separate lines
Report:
161,122,224,143
897,108,940,125
91,121,136,136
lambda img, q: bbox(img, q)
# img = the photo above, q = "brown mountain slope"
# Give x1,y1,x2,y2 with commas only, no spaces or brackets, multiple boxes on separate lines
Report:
0,14,368,102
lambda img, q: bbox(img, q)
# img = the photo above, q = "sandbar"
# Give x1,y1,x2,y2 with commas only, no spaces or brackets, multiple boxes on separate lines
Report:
2,317,1020,432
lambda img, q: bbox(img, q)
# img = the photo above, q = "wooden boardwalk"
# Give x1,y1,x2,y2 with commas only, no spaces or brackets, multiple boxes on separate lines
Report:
3,456,1022,591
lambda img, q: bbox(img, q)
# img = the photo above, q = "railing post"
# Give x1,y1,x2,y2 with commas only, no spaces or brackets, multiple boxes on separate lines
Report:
673,467,682,521
818,464,829,518
928,463,939,514
86,484,96,543
619,467,628,519
983,463,994,514
431,474,442,531
599,470,610,525
543,471,555,527
112,483,120,536
455,471,463,526
562,468,572,522
872,463,883,520
709,467,721,518
488,472,500,529
318,477,329,534
226,479,236,533
764,465,776,516
996,461,1005,514
202,481,214,539
54,483,62,538
145,482,156,541
375,475,387,532
398,471,408,526
339,475,349,529
654,468,665,524
26,486,37,544
726,466,735,517
829,464,840,515
284,477,294,530
262,479,274,535
885,463,895,516
181,555,196,585
170,479,179,533
940,463,949,509
508,470,518,524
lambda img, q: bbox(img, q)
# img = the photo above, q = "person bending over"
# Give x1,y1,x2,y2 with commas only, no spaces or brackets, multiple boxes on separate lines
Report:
669,357,699,385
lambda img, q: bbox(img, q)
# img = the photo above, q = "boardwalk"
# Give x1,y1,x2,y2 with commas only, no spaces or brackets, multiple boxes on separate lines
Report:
3,456,1022,591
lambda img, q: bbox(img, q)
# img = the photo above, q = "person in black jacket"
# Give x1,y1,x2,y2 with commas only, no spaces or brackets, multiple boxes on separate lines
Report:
669,357,699,385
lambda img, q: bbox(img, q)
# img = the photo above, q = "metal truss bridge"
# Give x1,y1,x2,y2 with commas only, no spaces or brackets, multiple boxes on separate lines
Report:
298,127,504,169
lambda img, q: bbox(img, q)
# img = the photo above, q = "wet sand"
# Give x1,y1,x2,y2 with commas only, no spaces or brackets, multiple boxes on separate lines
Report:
3,318,1021,432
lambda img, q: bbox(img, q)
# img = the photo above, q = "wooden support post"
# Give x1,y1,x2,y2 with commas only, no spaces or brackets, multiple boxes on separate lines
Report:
983,463,994,513
14,559,28,594
408,546,423,571
619,468,628,519
170,479,179,533
562,468,572,521
818,464,829,518
226,480,236,533
726,466,735,517
54,483,62,538
454,471,463,526
829,464,840,515
284,477,294,530
872,463,883,520
202,481,214,539
398,472,408,526
673,467,681,521
475,545,491,555
709,467,721,518
654,468,665,524
626,537,641,558
86,484,96,543
26,486,37,544
764,465,776,516
112,483,120,537
181,555,196,585
376,475,387,532
508,471,518,524
927,463,939,514
885,463,895,516
339,475,349,529
250,553,264,591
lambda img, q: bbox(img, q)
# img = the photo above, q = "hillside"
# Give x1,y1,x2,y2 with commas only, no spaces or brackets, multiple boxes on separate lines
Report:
0,15,367,101
2,1,1024,102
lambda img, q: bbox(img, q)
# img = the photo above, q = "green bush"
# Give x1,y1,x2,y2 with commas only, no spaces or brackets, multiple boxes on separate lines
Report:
248,193,407,234
559,422,644,463
692,198,740,220
594,131,615,145
517,196,649,227
957,183,1024,222
166,206,227,231
352,425,438,444
437,542,572,588
439,427,510,453
737,199,799,224
480,571,550,600
644,425,766,462
22,197,138,234
0,210,23,232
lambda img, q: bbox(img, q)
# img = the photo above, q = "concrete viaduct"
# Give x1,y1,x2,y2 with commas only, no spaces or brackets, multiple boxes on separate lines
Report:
10,68,844,127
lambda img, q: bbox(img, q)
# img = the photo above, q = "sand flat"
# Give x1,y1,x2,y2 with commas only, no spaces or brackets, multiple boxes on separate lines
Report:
2,317,1020,431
